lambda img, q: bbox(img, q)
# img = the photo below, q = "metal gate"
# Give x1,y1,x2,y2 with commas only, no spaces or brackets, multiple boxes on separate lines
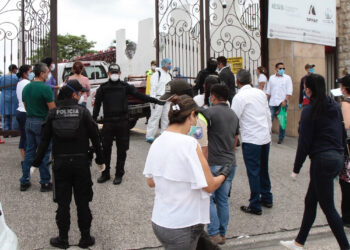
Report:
155,0,266,85
0,0,57,136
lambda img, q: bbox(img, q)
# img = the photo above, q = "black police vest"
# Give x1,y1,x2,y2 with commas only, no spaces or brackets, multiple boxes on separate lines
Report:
101,81,128,119
52,105,83,139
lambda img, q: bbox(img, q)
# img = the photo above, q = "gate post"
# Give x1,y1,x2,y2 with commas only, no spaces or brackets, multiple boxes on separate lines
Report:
155,0,159,66
50,0,58,98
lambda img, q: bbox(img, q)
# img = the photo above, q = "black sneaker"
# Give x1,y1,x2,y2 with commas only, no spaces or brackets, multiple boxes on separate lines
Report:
97,173,110,183
240,205,262,215
261,202,273,208
50,236,69,249
277,139,283,144
78,235,95,248
40,182,53,192
20,182,31,192
113,176,123,185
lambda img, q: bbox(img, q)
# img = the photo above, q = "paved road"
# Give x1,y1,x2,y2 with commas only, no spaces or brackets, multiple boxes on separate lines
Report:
0,118,348,249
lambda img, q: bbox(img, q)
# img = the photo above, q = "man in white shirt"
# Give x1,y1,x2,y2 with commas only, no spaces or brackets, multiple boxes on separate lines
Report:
232,69,272,215
146,58,172,143
266,62,293,144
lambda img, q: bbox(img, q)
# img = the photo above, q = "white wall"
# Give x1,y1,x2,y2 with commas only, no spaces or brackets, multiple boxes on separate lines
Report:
116,18,156,79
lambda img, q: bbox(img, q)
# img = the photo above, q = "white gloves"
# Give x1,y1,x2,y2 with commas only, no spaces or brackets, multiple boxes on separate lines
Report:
97,164,106,172
291,172,298,181
30,167,36,176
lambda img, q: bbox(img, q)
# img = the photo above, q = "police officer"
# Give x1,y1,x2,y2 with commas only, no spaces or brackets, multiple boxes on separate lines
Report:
32,80,105,249
93,64,164,185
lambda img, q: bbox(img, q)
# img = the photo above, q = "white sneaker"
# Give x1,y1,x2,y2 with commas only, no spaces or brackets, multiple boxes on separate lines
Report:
280,240,304,250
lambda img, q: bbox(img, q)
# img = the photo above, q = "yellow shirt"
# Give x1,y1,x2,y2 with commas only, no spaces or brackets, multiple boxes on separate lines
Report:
146,69,154,95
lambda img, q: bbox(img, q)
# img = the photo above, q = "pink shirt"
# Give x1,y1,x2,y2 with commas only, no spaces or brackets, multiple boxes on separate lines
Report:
68,75,90,102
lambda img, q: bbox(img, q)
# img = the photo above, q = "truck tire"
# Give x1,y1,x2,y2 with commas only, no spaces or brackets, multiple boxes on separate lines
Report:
128,118,138,130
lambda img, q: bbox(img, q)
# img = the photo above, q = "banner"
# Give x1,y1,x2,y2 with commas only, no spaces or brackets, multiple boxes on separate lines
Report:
227,57,243,74
268,0,336,46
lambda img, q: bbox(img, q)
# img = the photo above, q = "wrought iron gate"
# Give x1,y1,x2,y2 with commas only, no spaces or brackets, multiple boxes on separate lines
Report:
156,0,266,85
0,0,57,136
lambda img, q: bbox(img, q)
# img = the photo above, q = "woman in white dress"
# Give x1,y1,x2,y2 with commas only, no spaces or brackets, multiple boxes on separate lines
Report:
256,66,268,92
143,95,231,250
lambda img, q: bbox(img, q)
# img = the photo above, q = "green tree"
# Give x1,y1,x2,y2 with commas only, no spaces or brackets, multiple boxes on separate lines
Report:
30,34,97,63
57,34,97,61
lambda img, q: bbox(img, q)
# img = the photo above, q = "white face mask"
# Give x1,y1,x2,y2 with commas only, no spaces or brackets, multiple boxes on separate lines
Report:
50,64,55,71
151,65,156,70
110,74,120,82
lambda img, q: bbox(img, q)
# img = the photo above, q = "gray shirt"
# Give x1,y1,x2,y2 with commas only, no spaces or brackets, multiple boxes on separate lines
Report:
202,103,239,166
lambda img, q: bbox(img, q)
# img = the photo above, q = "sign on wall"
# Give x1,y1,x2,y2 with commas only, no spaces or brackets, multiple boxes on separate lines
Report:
227,57,244,74
268,0,336,46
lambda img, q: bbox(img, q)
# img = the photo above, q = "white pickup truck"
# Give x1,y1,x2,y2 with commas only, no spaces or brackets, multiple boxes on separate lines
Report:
58,61,150,129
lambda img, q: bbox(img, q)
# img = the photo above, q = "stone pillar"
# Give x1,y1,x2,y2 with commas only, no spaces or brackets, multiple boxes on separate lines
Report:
268,39,326,137
337,0,350,76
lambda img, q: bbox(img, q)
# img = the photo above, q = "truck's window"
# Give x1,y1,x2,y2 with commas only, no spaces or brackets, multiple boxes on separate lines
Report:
63,66,107,81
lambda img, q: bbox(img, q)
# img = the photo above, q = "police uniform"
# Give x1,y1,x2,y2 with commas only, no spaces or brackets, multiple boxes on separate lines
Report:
93,64,163,185
32,80,104,249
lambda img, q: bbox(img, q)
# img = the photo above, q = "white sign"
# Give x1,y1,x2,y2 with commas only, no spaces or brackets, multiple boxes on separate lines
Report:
268,0,336,46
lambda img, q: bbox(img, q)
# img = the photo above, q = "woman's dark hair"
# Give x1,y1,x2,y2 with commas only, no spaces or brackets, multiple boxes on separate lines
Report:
304,74,327,118
169,95,198,125
17,65,32,78
204,75,220,106
41,57,53,67
257,66,267,75
72,61,84,75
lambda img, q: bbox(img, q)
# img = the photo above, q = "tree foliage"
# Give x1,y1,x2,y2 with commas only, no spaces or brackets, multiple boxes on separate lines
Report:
30,34,97,63
57,34,97,61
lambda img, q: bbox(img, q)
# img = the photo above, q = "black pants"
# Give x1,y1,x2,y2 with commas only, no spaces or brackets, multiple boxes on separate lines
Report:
101,120,129,177
53,156,93,239
296,150,349,250
340,179,350,224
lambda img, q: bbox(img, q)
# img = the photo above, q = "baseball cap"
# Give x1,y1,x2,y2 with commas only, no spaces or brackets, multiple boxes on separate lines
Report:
337,74,350,87
108,64,121,73
160,79,193,101
305,63,315,69
66,79,88,92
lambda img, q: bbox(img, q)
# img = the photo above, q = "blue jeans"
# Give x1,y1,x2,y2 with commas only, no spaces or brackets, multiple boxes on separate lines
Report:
242,143,272,211
20,117,51,184
1,114,18,131
207,165,237,237
270,104,288,140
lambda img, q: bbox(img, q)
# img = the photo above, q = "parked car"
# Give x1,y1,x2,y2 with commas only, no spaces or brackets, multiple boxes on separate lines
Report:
58,61,150,129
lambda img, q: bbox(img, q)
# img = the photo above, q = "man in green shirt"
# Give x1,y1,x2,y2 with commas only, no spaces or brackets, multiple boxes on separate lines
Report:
20,63,56,192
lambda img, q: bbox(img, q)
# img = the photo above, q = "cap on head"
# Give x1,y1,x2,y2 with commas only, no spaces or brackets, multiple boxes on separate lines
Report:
108,64,121,73
161,58,172,68
160,79,193,100
337,74,350,88
66,79,88,93
305,63,315,69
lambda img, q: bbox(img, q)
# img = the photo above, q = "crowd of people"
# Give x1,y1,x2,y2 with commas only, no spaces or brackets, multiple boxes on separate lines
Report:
1,55,350,250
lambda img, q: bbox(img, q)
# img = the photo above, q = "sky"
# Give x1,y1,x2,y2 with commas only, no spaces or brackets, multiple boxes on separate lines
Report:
58,0,155,51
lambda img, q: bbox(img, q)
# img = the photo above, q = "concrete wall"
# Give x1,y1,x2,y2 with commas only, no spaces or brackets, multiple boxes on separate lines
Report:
115,18,156,79
268,39,326,137
337,0,350,76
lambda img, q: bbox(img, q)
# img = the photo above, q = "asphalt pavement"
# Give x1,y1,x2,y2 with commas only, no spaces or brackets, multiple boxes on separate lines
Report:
0,118,348,250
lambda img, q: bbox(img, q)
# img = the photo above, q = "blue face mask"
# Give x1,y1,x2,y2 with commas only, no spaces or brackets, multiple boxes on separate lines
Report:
278,69,285,76
188,126,197,136
309,68,315,73
28,72,35,81
167,65,172,70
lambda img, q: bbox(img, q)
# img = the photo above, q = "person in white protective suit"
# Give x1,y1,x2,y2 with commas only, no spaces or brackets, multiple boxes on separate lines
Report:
0,203,18,250
146,58,173,143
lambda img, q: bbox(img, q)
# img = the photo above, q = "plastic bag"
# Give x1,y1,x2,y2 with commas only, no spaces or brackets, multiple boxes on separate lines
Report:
277,106,287,130
0,202,18,250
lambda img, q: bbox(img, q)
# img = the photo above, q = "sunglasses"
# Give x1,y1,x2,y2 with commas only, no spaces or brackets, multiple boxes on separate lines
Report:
278,68,286,70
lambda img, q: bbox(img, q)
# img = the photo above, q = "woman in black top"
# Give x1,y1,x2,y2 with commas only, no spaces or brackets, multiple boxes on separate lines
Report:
280,74,350,250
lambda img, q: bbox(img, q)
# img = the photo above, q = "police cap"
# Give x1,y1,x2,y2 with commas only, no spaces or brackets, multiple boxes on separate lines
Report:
108,64,121,73
66,79,88,93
